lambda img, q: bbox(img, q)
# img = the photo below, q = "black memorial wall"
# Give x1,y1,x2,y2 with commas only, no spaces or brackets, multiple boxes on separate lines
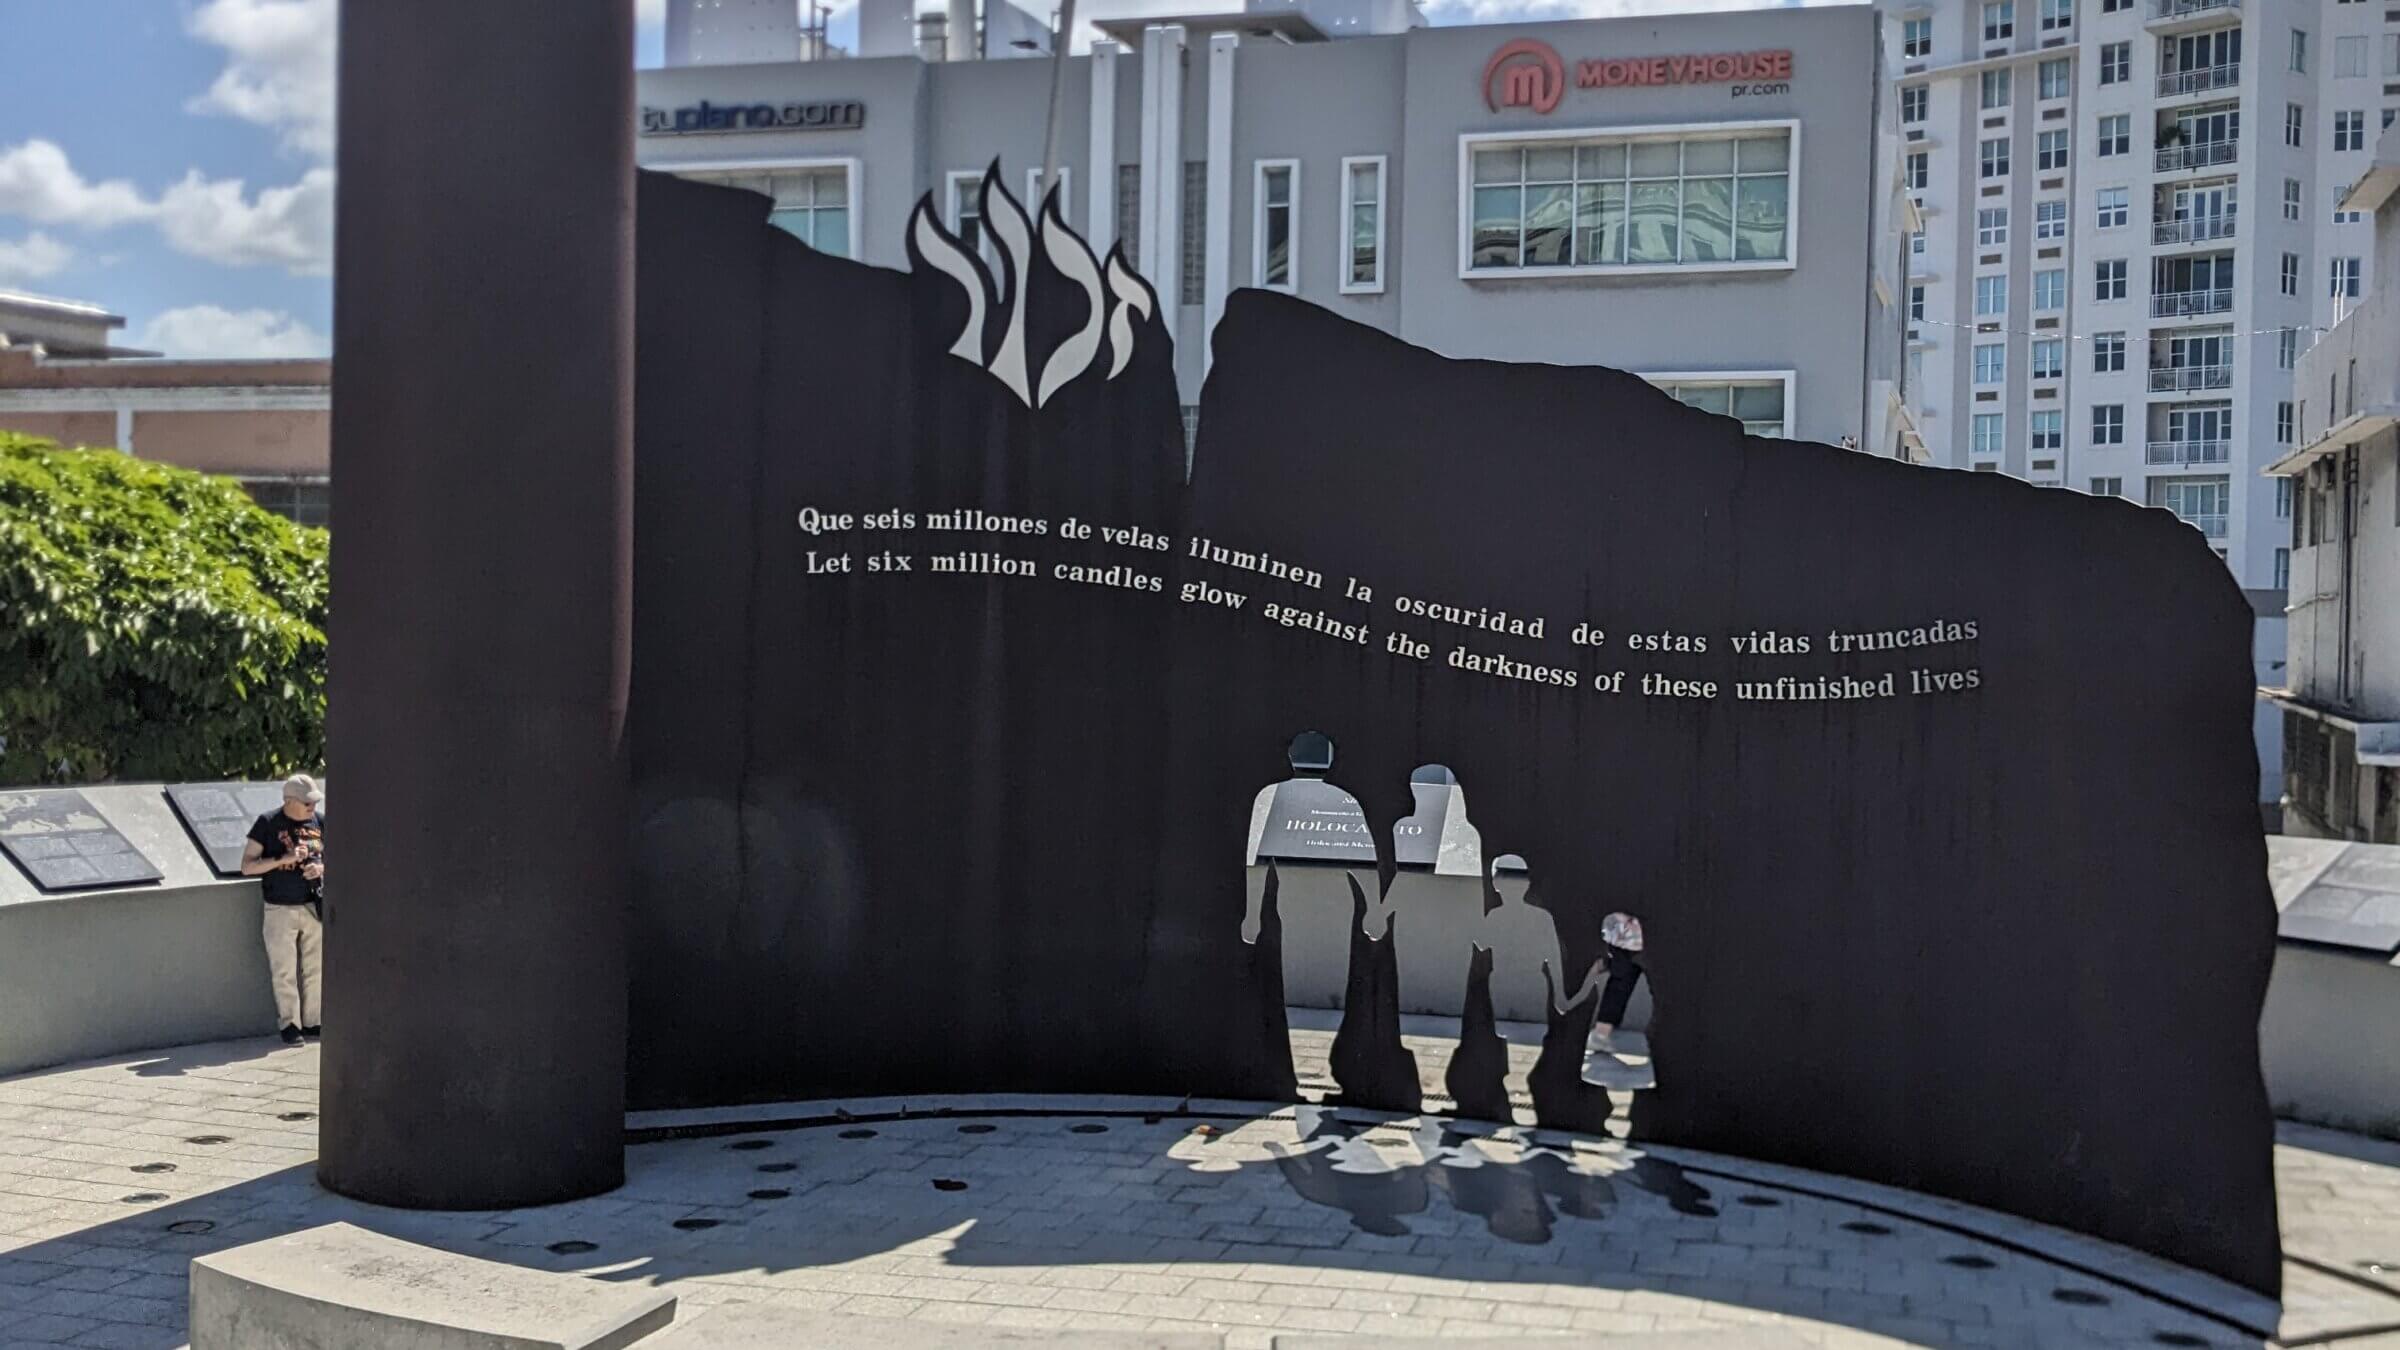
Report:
627,170,2280,1292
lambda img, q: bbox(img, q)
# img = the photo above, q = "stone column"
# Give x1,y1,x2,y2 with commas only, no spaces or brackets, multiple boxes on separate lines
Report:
319,0,633,1208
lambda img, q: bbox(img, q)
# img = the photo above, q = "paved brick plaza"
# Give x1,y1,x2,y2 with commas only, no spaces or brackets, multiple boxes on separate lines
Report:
0,1032,2396,1349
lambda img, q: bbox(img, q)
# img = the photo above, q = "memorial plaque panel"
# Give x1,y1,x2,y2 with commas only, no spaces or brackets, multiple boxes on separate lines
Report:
2276,882,2400,955
0,791,164,893
165,782,293,876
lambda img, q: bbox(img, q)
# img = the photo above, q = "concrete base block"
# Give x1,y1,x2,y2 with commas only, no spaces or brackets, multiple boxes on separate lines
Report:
638,1305,1222,1348
1273,1334,1813,1349
189,1221,676,1350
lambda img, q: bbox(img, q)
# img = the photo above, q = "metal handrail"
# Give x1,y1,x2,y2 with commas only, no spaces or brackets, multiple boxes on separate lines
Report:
2147,364,2233,391
2155,140,2239,172
2151,288,2233,317
2158,64,2239,97
2145,439,2231,465
2152,0,2238,18
2153,212,2237,244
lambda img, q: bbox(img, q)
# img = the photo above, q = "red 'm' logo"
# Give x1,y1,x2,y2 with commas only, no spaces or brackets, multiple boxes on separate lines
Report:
1483,39,1564,114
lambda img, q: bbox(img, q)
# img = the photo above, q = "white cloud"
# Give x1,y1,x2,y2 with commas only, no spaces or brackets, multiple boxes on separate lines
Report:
0,140,154,229
156,167,335,275
0,140,333,277
135,305,330,359
184,0,339,161
0,232,74,284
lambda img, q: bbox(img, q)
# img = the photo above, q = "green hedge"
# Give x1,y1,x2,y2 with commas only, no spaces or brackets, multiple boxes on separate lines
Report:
0,432,327,783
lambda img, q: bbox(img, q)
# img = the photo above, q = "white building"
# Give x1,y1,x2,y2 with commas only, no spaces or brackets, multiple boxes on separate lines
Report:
1884,0,2399,808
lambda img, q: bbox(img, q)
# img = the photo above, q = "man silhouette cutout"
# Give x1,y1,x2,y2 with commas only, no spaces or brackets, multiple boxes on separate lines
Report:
1476,853,1571,1021
1242,732,1377,980
1380,766,1479,1014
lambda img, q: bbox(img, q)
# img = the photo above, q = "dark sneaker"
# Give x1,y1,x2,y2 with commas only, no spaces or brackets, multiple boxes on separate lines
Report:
279,1025,303,1045
301,1026,321,1040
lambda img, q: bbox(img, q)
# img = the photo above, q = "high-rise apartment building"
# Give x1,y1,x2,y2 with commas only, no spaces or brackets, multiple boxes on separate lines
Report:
1887,0,2389,806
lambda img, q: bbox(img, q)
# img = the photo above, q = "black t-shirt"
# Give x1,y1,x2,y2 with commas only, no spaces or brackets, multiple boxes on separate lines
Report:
246,809,324,905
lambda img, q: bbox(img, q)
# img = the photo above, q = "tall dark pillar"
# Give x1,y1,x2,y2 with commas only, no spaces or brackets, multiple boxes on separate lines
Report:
319,0,633,1207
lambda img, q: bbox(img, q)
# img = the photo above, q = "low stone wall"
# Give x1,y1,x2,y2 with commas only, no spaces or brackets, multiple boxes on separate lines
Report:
2261,942,2400,1139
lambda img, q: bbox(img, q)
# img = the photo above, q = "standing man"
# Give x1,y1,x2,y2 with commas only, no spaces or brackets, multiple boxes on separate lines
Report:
242,774,325,1045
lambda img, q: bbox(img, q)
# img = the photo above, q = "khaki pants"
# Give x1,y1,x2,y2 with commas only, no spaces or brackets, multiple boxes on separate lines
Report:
262,903,323,1031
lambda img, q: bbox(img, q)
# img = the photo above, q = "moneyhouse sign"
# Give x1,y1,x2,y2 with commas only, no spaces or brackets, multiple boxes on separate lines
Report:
1482,38,1794,114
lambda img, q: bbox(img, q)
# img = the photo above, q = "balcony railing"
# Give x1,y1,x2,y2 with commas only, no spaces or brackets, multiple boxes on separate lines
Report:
2158,64,2240,97
2169,510,2230,537
2151,0,2238,19
2155,140,2240,172
2153,212,2237,245
2146,439,2232,465
2152,288,2233,317
2147,364,2233,391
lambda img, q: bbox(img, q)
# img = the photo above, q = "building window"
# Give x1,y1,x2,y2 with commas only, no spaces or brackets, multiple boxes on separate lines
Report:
2097,114,2129,157
2095,186,2127,228
1980,137,2011,178
2337,110,2367,152
2274,547,2290,589
1117,164,1140,267
2102,0,2128,9
1906,151,1929,191
1023,166,1072,220
2277,402,2294,445
2040,59,2070,100
2038,129,2069,170
2093,330,2124,371
1910,229,1927,260
2092,404,2124,444
2031,339,2063,380
1909,284,1927,322
2150,475,2229,537
2287,104,2305,148
238,476,330,528
2336,191,2365,224
2338,35,2369,78
1982,68,2013,110
1904,17,1932,59
2094,258,2126,300
684,164,855,258
1253,159,1298,291
2277,475,2295,515
1341,155,1385,294
1975,343,2006,385
946,170,987,250
1973,413,2004,455
2031,409,2063,448
1465,127,1792,274
2285,178,2303,222
2278,328,2299,369
2090,476,2123,497
2282,253,2300,296
1652,378,1790,437
2292,29,2309,73
2332,256,2363,298
2036,199,2066,238
1182,160,1206,305
1902,85,1927,123
1985,1,2015,42
2387,34,2400,77
1978,206,2010,245
2034,268,2065,309
2388,109,2399,131
2042,0,2072,30
2099,42,2129,86
1976,274,2008,315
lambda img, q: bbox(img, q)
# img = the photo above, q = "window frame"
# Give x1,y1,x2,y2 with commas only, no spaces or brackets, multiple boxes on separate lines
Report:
1023,166,1073,221
1641,370,1797,439
675,155,862,260
1251,157,1301,293
1338,154,1387,295
1455,119,1802,281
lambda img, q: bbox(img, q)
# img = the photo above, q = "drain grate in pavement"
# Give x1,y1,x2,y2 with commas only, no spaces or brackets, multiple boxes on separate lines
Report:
672,1218,720,1231
1943,1254,1997,1269
121,1192,167,1204
758,1162,798,1174
131,1162,176,1174
932,1178,969,1191
838,1128,877,1140
547,1240,598,1255
726,1139,773,1151
278,1111,315,1122
2052,1289,2111,1306
2151,1334,2209,1347
186,1135,232,1145
749,1188,791,1200
166,1220,215,1235
1840,1221,1893,1236
1736,1194,1781,1207
958,1124,996,1134
1070,1124,1108,1134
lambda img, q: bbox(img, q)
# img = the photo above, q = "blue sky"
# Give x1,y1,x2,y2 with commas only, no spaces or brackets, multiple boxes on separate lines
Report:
0,0,1809,358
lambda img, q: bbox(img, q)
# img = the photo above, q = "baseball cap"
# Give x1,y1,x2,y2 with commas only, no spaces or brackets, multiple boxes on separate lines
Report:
282,773,324,806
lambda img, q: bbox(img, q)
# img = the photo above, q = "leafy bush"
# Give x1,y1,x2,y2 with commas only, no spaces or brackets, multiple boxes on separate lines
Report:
0,432,326,783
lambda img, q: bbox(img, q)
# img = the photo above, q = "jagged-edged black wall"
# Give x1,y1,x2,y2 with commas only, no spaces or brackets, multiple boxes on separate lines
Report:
628,171,2279,1293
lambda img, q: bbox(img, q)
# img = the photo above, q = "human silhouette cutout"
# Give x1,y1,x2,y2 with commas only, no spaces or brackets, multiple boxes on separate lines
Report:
1380,765,1479,1015
1477,853,1572,1020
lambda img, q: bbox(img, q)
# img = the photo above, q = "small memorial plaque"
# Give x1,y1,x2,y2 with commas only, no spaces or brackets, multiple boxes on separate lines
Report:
164,782,292,876
0,791,164,893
